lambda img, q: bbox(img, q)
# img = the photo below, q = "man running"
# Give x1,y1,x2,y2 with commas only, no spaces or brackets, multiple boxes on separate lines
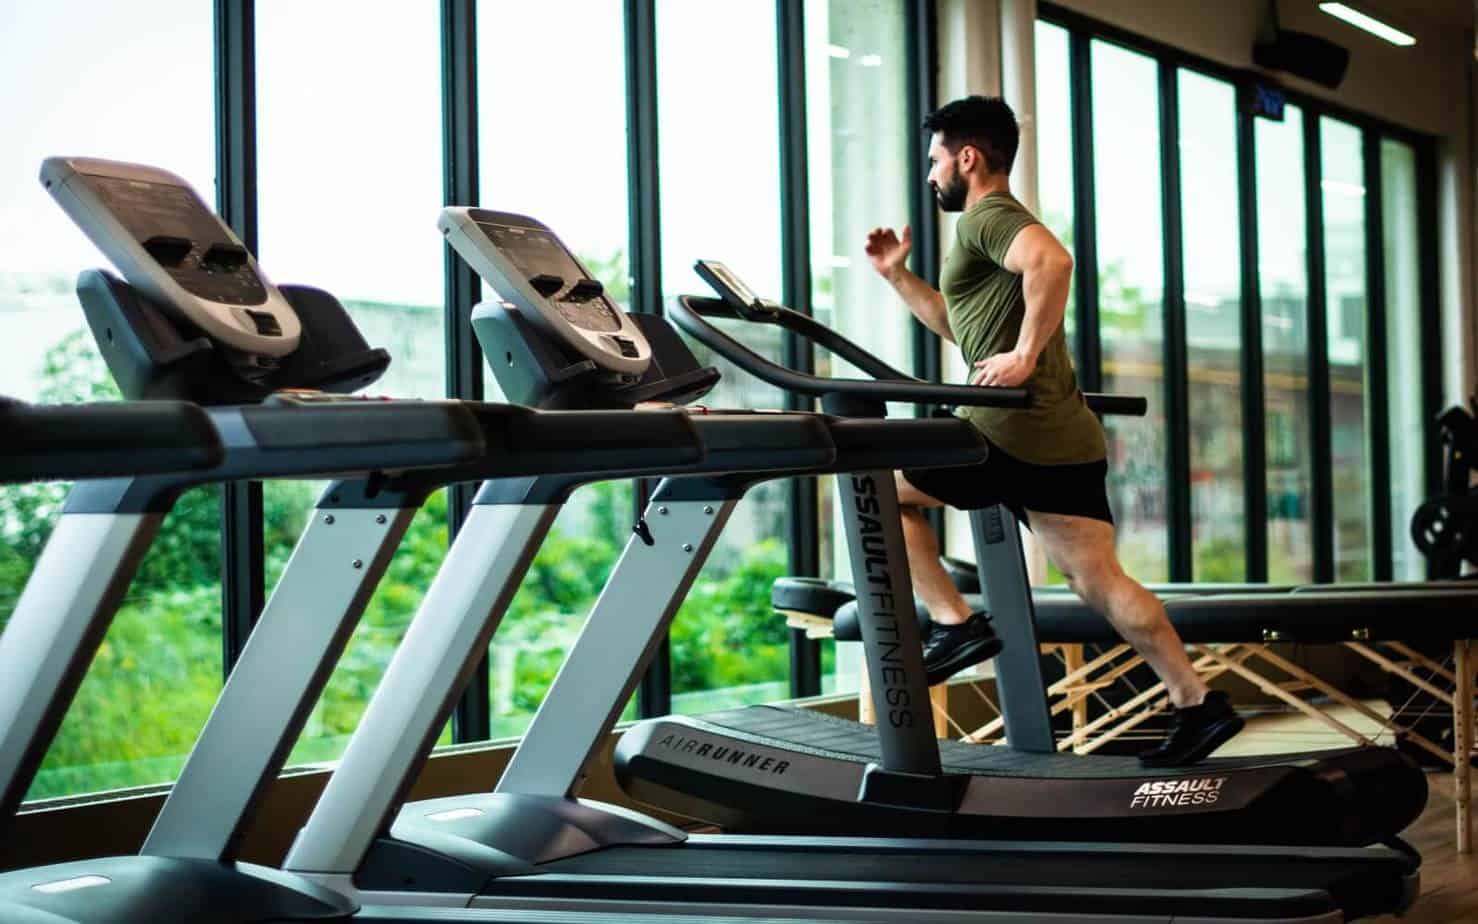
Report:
865,95,1242,766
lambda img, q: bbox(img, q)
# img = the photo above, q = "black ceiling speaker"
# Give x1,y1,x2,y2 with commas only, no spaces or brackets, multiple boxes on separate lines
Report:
1253,0,1350,89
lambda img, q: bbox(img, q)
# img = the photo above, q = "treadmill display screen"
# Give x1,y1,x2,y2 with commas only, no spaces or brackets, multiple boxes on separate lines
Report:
477,221,622,333
91,175,270,306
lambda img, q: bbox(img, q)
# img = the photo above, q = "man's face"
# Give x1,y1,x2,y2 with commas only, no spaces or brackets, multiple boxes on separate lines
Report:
926,134,969,212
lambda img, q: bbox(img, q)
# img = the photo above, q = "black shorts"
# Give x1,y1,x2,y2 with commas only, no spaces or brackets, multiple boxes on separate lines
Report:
902,440,1114,527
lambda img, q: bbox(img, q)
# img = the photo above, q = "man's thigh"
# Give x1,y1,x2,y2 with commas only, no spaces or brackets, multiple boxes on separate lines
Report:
895,470,947,508
1023,509,1118,576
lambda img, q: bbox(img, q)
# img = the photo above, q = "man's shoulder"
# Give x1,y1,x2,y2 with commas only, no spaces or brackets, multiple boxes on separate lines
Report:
973,192,1034,221
959,194,1035,237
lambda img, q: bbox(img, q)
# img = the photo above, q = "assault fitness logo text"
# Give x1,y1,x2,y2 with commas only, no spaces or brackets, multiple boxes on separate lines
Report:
1130,776,1226,809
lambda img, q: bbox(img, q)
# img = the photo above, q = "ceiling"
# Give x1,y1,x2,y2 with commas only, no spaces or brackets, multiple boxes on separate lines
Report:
1351,0,1474,30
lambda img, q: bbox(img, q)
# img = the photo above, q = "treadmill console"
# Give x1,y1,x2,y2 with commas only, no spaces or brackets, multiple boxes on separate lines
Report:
40,157,300,358
439,207,650,376
695,259,782,319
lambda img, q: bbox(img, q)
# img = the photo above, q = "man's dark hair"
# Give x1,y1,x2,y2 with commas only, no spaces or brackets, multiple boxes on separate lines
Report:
922,96,1019,175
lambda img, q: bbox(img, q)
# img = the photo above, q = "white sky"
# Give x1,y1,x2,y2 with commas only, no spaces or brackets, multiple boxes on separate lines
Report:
0,1,215,277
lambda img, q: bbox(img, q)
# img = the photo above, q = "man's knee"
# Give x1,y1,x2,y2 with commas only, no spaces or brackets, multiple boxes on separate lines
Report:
1066,556,1116,605
1085,568,1167,639
894,471,944,509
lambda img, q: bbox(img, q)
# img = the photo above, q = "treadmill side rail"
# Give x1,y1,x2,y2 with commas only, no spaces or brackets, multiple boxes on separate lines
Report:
144,502,419,860
0,512,162,822
285,503,560,876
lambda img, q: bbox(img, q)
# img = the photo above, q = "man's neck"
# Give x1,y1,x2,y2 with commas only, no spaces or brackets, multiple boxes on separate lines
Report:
964,174,1012,209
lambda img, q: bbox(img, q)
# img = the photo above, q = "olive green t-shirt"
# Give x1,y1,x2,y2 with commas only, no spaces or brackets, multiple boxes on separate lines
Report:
940,193,1105,465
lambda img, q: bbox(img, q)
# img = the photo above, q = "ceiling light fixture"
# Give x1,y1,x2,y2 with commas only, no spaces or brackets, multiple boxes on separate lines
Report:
1317,3,1416,46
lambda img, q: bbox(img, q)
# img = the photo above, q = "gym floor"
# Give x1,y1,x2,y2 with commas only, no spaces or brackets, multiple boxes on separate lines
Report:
1224,706,1476,922
1373,783,1478,923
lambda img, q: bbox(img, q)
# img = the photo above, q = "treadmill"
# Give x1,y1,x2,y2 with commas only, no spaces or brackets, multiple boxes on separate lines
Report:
0,159,708,924
610,264,1429,849
271,212,1419,923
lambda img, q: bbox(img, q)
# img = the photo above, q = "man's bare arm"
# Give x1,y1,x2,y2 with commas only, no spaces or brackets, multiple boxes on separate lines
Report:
1003,224,1072,364
969,224,1072,388
881,266,955,344
865,225,955,344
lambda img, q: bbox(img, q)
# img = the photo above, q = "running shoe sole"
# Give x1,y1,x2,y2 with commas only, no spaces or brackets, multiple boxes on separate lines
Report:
1139,715,1247,768
924,635,1005,687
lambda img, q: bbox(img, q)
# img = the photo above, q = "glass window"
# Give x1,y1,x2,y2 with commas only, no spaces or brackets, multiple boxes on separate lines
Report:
1091,40,1168,581
256,3,451,764
804,0,913,413
1381,139,1426,581
473,0,639,738
1256,104,1314,584
1177,70,1245,581
1036,21,1077,355
478,1,630,310
804,0,911,693
1320,117,1371,582
657,0,790,713
0,0,222,800
943,22,1079,574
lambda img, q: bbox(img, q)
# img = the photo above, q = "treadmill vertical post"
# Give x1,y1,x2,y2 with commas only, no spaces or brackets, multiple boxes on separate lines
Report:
143,488,420,860
970,505,1054,752
0,507,162,821
496,489,739,797
284,498,560,876
833,469,942,776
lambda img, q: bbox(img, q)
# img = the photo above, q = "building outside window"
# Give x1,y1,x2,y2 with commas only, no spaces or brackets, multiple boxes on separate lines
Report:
1091,39,1169,581
1178,70,1247,580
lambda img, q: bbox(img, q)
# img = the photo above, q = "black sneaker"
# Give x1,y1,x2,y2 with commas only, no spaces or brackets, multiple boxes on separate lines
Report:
922,611,1003,686
1138,691,1245,767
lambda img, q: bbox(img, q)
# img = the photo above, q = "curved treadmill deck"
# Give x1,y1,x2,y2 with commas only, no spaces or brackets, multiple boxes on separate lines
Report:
617,706,1425,845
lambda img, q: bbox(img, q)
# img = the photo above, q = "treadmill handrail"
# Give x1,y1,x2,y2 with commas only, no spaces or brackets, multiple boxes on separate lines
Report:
1,397,224,483
671,296,1029,409
671,295,1147,416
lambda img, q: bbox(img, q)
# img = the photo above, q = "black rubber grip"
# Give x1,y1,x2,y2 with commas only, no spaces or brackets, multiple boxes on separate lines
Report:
684,414,835,474
821,417,987,472
1,398,223,483
233,401,485,475
1082,393,1148,416
488,407,704,472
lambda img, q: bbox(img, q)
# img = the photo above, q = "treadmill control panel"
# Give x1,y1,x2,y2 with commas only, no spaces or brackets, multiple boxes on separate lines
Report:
695,259,782,318
41,156,300,358
478,221,623,333
92,176,269,306
439,207,651,376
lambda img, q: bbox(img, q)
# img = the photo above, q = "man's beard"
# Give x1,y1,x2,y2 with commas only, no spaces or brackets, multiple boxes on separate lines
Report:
933,174,968,212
